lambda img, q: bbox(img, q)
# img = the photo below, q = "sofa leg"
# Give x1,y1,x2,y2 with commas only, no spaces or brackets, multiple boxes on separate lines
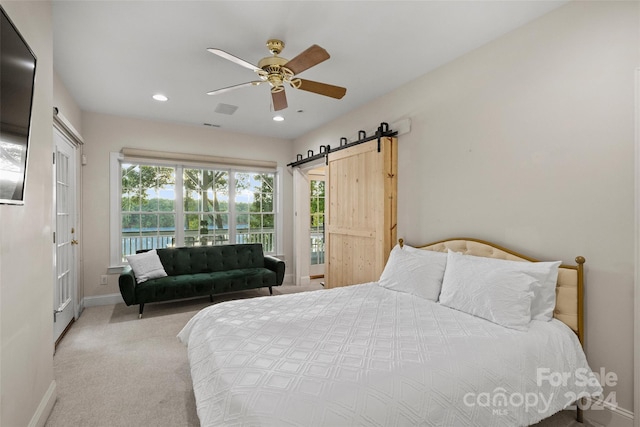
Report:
138,303,144,319
209,294,214,303
269,286,273,295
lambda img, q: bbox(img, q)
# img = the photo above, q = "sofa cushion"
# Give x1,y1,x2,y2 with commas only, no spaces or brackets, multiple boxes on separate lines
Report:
212,268,277,294
135,273,214,303
134,268,277,304
157,244,265,276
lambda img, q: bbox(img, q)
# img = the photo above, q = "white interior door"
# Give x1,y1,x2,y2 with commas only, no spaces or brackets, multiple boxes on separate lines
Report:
53,129,78,344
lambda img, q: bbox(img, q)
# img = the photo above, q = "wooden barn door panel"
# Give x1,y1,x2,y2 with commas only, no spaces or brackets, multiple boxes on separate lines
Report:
326,137,397,288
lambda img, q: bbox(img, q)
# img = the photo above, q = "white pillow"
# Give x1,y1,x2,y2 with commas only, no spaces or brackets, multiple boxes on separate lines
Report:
126,249,167,284
439,251,541,331
531,261,561,321
378,244,447,301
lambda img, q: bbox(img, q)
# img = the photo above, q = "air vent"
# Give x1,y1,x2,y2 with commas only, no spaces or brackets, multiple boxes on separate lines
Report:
203,123,221,128
214,103,238,115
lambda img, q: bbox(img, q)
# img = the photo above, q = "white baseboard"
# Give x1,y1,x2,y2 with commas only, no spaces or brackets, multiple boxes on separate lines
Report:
28,380,56,427
76,300,84,318
82,293,124,307
585,398,634,427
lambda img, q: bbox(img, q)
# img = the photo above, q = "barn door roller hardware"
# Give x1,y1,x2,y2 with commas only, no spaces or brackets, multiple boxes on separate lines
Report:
287,122,397,168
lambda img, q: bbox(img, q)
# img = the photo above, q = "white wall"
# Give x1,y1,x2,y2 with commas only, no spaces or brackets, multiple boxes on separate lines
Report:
53,70,82,135
294,1,639,415
80,112,294,299
0,1,56,426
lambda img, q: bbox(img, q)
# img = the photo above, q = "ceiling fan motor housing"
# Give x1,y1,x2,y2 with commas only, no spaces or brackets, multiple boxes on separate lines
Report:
258,55,293,89
258,56,289,74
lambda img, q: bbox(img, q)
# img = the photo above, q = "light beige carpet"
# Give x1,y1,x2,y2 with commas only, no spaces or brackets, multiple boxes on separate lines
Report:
46,284,597,427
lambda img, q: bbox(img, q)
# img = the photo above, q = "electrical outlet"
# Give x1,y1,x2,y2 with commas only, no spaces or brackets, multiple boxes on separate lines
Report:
100,275,108,285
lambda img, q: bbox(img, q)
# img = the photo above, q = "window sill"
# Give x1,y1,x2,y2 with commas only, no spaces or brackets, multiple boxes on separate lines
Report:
107,266,126,274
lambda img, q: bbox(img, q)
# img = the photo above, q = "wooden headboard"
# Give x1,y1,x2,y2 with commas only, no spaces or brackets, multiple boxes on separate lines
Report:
400,237,585,344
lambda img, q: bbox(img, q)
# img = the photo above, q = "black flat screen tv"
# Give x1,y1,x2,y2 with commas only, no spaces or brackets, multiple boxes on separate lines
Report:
0,5,37,205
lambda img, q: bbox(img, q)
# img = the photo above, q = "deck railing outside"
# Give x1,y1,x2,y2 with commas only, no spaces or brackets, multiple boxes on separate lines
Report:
310,232,325,265
122,229,275,260
122,229,325,263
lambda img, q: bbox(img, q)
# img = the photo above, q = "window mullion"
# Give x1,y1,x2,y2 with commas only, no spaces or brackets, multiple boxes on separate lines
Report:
175,166,184,246
274,170,279,254
228,169,236,245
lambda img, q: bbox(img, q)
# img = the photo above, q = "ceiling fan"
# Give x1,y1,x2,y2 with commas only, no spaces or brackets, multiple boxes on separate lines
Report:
206,39,347,111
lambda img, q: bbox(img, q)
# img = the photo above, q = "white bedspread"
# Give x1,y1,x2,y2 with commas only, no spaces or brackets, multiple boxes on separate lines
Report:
178,283,602,427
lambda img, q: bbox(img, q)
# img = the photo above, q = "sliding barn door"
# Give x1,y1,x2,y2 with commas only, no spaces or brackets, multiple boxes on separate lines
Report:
325,137,397,288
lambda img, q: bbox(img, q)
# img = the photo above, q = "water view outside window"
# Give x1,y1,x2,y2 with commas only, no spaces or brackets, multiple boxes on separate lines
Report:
121,164,176,259
235,172,275,250
120,162,276,262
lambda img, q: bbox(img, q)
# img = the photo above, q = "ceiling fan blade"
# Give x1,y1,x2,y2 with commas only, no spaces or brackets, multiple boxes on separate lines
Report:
294,79,347,99
283,45,330,75
271,89,288,111
207,48,261,72
207,81,264,96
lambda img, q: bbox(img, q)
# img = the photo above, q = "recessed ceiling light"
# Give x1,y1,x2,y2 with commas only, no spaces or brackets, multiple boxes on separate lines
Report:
273,115,284,122
152,94,168,102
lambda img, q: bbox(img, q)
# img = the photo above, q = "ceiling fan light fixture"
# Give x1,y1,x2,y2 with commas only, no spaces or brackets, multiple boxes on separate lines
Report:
273,115,285,122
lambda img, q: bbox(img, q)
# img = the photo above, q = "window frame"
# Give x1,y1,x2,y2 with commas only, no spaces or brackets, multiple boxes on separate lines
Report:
109,152,282,268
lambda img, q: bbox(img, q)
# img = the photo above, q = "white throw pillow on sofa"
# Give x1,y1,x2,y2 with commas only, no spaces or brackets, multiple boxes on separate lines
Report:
126,249,167,284
378,244,447,301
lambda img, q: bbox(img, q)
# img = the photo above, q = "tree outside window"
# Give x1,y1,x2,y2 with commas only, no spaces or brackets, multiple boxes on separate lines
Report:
119,162,277,262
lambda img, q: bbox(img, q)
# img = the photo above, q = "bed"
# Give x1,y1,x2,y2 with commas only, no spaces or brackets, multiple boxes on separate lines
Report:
178,237,603,426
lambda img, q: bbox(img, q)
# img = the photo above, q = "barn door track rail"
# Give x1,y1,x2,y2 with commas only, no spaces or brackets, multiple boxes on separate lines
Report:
287,122,397,168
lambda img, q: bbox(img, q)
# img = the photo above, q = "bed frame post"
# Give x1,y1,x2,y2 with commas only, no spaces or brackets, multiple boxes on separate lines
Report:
575,255,586,423
576,256,585,345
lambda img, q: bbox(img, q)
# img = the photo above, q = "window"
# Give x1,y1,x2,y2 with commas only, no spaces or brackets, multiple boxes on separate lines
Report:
121,164,176,257
111,153,279,266
236,172,275,249
310,179,325,265
183,168,230,247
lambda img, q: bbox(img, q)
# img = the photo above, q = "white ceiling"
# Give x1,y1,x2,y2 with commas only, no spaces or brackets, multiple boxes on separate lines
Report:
52,1,567,140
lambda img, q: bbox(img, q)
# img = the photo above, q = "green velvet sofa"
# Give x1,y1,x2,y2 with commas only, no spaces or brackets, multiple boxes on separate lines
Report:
118,243,285,318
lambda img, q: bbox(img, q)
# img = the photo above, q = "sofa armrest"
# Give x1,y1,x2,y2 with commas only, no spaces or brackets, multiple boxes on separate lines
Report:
264,255,285,285
118,266,137,306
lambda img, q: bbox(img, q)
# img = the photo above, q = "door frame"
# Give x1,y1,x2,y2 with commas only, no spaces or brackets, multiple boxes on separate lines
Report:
308,169,326,278
53,112,84,331
53,128,78,344
293,159,325,286
634,67,639,427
